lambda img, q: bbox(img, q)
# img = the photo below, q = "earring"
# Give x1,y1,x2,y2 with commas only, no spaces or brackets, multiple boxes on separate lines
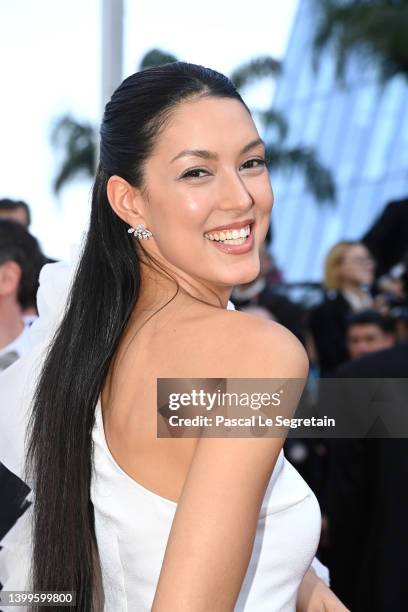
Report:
127,223,152,240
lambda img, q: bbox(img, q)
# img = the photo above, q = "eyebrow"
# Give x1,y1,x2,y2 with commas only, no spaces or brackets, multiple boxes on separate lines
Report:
170,138,265,164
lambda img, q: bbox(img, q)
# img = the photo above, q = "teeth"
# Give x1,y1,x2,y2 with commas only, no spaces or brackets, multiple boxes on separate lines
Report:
224,237,246,245
204,225,251,242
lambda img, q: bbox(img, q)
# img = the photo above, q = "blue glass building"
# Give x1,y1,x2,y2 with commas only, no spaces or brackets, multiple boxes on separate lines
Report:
270,0,408,281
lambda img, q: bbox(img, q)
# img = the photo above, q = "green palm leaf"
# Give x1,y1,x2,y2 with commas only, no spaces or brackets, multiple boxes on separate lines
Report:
266,145,336,203
140,48,178,69
230,56,282,89
254,108,288,141
312,0,408,82
51,115,95,194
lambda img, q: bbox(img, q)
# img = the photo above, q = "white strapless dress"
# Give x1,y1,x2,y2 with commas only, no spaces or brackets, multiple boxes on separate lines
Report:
91,398,322,611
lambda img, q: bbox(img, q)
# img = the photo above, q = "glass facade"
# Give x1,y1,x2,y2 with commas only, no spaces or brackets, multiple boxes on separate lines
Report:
270,0,408,281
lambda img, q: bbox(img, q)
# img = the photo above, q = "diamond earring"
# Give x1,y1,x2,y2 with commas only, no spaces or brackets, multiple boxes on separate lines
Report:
127,224,152,240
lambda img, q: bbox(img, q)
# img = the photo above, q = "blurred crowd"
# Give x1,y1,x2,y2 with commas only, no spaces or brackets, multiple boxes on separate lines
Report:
0,195,407,610
232,196,408,612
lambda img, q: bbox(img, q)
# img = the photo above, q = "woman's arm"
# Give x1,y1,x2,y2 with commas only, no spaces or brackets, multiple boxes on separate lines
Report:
296,566,350,612
152,435,285,611
152,315,309,611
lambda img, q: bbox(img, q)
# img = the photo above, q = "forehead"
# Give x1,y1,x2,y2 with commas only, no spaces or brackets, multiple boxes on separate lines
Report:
153,96,259,157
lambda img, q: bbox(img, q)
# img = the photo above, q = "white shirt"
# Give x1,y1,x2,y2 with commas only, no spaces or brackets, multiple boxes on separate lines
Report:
0,323,35,369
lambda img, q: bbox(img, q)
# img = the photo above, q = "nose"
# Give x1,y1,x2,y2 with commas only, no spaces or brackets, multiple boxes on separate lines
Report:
217,168,254,212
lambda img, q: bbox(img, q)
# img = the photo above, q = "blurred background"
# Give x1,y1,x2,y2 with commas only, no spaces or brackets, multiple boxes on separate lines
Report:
1,1,408,610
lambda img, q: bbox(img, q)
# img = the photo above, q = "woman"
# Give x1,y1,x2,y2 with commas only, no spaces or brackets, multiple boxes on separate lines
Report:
309,241,375,376
4,63,347,610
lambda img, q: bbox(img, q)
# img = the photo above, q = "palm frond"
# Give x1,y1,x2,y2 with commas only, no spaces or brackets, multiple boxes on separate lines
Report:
312,0,408,82
51,115,96,193
266,145,336,203
253,108,288,141
139,48,179,69
230,56,282,90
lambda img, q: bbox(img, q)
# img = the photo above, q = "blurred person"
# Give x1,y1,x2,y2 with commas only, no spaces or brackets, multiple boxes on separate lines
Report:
0,220,47,369
0,199,31,228
376,262,406,302
392,306,408,343
362,196,408,279
0,220,47,355
369,251,408,319
307,242,376,556
0,63,346,610
309,241,375,375
0,220,45,587
346,310,395,360
387,252,408,343
0,202,57,317
325,341,408,612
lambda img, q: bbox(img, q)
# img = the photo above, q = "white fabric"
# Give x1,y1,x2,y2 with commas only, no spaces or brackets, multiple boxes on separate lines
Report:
0,323,34,361
0,236,329,609
22,314,38,327
92,399,322,611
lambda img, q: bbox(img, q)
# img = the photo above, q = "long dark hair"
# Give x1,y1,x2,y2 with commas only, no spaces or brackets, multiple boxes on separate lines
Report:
26,62,249,610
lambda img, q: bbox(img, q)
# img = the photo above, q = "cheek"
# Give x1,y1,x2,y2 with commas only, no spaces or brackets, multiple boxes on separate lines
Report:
251,179,274,239
344,265,359,280
149,190,212,254
179,191,212,221
254,177,274,212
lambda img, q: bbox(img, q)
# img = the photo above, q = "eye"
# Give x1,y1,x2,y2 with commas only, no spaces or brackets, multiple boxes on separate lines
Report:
180,167,210,179
240,158,267,170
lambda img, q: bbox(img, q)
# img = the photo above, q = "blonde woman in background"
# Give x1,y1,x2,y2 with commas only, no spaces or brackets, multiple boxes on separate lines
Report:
309,241,375,376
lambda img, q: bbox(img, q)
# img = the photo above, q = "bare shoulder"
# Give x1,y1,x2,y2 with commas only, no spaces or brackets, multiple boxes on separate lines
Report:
150,307,310,610
201,307,309,379
151,306,307,610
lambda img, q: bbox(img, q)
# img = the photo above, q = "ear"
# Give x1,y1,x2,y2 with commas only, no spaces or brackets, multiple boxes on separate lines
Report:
106,175,146,227
0,261,22,297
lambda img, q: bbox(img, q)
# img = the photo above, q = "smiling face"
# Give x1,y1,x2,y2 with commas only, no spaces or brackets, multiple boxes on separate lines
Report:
136,96,273,300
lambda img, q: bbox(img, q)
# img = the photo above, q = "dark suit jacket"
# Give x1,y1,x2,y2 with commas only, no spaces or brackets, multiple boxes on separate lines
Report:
327,342,408,612
362,198,408,277
309,292,351,376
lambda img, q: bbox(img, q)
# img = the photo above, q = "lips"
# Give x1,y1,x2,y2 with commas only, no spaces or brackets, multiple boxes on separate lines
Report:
205,218,255,234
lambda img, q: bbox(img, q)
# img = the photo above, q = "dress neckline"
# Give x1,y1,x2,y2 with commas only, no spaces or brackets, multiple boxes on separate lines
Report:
95,397,178,508
95,398,285,510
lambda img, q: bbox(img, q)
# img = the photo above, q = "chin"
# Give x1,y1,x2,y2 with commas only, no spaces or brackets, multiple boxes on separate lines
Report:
226,263,261,286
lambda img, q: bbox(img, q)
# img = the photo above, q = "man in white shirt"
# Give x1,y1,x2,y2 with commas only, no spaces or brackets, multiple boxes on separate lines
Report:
0,219,48,370
0,219,48,589
0,256,31,370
